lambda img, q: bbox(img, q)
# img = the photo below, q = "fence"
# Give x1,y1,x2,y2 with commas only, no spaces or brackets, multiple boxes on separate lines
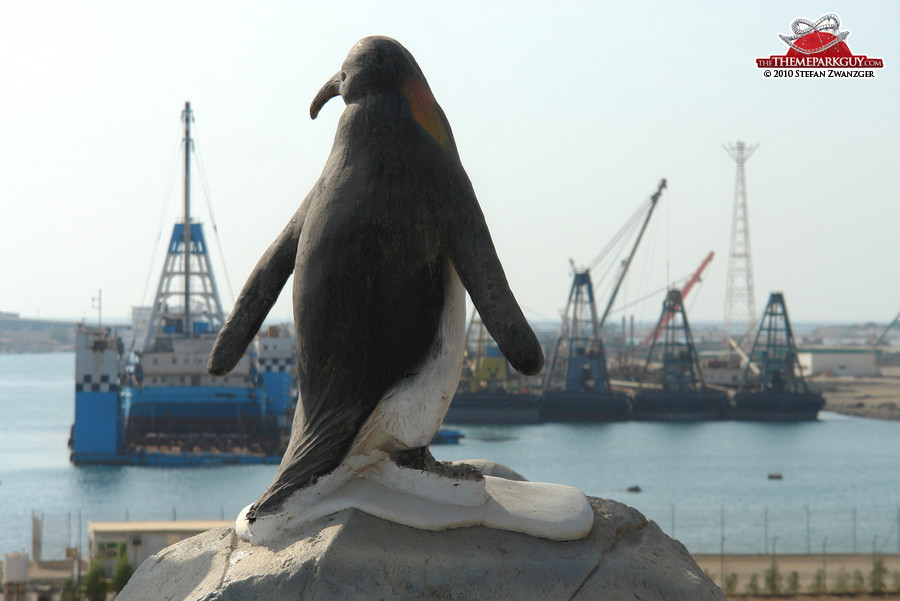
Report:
3,503,900,560
643,503,900,555
1,506,232,562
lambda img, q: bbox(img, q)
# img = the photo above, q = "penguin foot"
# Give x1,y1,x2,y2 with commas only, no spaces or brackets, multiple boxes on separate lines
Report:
391,446,483,482
236,450,489,545
236,457,595,546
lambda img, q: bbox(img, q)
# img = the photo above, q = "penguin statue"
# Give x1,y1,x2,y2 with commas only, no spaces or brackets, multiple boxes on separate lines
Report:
209,36,591,544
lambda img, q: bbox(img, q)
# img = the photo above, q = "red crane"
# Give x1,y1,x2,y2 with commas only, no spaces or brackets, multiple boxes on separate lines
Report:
642,251,715,347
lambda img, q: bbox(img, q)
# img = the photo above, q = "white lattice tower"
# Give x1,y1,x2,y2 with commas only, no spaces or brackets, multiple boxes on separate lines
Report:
723,141,759,345
143,222,226,348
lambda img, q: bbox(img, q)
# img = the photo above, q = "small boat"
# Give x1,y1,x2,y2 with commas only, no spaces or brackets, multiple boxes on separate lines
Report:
431,428,463,445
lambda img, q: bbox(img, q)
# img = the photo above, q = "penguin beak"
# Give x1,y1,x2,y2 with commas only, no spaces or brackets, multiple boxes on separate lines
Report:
310,72,342,119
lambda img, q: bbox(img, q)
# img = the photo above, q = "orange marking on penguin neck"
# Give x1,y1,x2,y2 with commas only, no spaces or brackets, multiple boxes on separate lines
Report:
401,77,450,147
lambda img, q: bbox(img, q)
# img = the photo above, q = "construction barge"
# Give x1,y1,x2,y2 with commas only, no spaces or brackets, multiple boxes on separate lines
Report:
69,103,295,466
728,292,825,421
445,290,825,424
444,169,825,424
631,289,728,421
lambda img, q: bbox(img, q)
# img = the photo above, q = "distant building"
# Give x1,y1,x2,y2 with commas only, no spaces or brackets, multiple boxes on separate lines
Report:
698,351,744,387
88,520,230,576
0,316,76,353
797,347,879,377
2,552,28,601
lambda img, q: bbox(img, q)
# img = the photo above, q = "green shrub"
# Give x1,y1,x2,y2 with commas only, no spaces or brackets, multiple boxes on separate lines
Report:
870,554,887,594
84,563,108,601
764,560,783,594
112,552,135,592
745,573,760,595
808,569,826,594
60,579,79,601
724,573,739,595
786,570,800,594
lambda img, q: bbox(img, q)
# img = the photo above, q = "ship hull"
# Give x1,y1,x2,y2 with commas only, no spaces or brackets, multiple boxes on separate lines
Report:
444,391,541,424
631,389,728,421
539,390,631,422
727,391,825,421
70,450,281,466
122,386,268,436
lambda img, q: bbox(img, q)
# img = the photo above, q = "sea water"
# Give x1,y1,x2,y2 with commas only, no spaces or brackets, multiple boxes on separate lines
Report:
1,352,899,558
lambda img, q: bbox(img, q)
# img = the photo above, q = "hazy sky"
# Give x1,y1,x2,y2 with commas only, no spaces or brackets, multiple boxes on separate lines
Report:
1,1,897,328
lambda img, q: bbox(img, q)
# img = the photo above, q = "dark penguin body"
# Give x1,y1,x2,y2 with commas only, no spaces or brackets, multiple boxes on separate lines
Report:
208,36,543,521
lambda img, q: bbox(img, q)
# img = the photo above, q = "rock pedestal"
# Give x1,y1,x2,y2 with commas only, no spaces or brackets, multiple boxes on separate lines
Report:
118,495,723,600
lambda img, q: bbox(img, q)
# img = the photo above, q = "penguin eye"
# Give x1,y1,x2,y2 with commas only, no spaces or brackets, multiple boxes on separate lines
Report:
341,71,347,82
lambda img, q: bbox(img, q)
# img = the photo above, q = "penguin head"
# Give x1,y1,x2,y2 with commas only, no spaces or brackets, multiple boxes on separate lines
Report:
310,37,453,148
310,36,424,119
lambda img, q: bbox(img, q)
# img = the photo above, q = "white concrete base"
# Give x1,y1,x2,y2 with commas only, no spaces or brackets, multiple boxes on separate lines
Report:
236,455,593,545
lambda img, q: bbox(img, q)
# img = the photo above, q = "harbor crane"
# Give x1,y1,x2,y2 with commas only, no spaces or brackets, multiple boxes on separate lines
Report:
642,251,715,347
541,179,665,421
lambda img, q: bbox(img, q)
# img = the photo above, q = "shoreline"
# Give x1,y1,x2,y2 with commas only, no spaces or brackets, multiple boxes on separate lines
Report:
812,366,900,421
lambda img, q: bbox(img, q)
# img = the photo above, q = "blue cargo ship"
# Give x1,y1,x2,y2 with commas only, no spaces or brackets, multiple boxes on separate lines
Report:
69,103,295,465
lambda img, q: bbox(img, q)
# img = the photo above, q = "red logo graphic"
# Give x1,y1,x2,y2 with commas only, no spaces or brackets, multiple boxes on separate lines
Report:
757,13,884,71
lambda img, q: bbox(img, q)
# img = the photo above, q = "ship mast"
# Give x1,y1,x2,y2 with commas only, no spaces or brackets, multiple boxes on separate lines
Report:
182,102,193,336
142,103,226,350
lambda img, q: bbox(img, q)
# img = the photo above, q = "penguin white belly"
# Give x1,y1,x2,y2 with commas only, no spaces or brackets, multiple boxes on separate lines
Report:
350,256,466,454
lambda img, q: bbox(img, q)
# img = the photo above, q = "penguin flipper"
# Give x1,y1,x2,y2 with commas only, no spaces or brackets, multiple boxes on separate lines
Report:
437,179,544,376
208,202,309,376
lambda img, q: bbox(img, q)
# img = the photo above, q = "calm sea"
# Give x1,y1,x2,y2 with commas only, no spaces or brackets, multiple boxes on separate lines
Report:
2,352,899,559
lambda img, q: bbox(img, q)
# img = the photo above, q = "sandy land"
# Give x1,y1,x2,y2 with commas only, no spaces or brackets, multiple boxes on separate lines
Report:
694,553,900,599
811,366,900,420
